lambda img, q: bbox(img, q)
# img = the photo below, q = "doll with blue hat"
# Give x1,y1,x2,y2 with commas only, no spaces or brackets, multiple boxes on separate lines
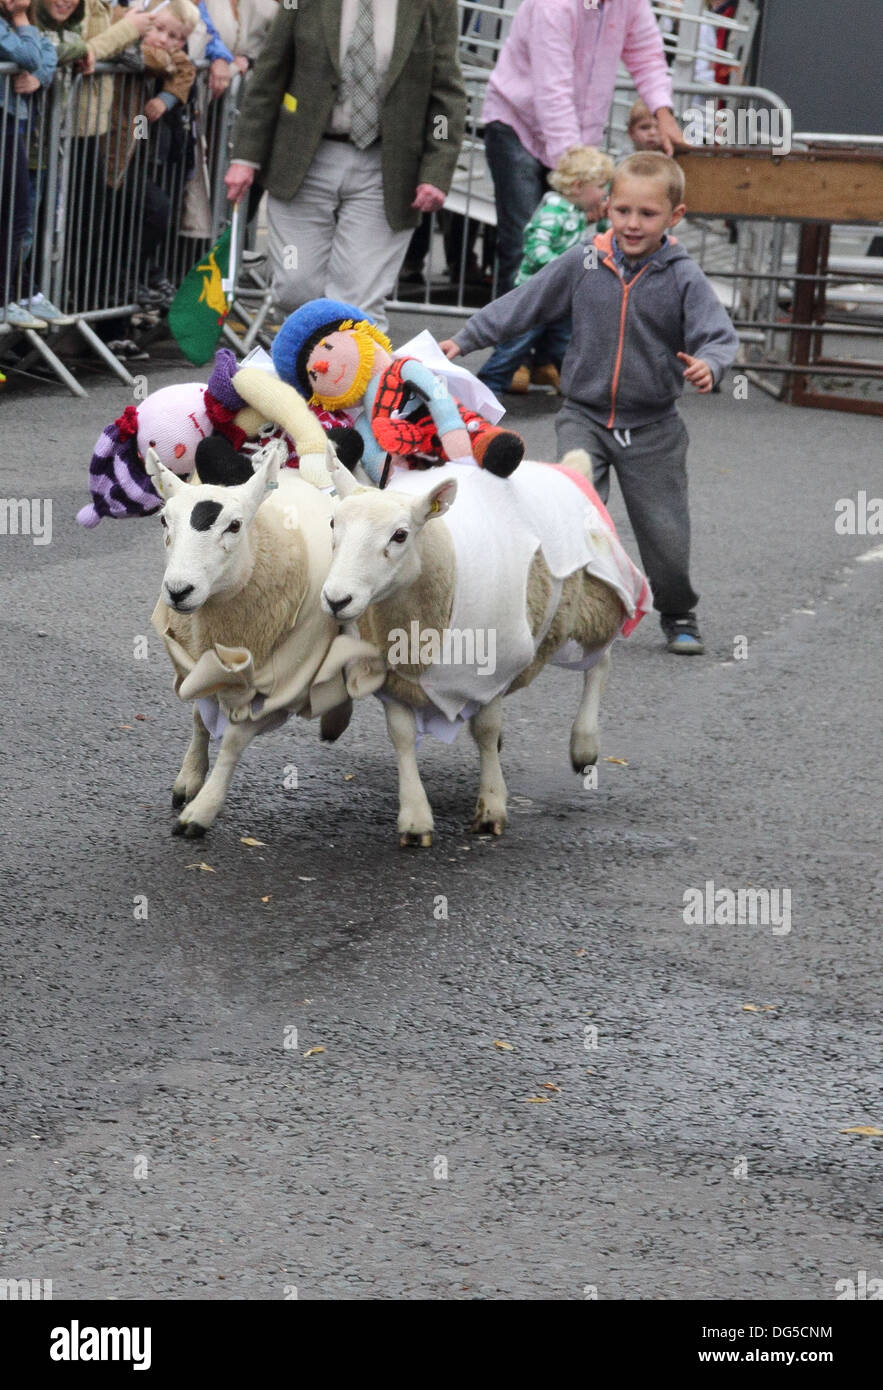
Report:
271,299,525,485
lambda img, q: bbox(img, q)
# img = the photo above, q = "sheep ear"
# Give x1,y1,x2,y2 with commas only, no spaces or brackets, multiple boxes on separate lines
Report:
144,446,184,500
239,438,283,521
414,477,457,526
327,442,359,498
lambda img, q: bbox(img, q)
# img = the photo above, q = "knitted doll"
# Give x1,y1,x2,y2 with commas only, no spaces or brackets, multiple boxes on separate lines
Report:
271,299,525,485
76,348,350,527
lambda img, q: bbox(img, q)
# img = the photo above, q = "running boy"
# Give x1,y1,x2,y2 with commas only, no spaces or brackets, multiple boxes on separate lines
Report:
441,152,739,654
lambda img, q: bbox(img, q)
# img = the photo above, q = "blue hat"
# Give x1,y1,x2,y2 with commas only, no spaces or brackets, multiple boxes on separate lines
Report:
272,298,376,397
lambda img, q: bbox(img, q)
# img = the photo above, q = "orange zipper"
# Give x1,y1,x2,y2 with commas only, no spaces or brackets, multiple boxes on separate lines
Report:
605,260,649,428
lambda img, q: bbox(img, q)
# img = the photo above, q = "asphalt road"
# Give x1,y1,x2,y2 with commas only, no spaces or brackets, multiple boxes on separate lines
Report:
0,345,880,1300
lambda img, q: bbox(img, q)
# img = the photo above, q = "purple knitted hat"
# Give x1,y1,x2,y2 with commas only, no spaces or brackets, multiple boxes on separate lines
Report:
206,346,246,412
76,407,162,528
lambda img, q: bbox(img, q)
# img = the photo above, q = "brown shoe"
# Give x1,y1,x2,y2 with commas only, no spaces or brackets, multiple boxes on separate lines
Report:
509,364,530,393
531,362,561,392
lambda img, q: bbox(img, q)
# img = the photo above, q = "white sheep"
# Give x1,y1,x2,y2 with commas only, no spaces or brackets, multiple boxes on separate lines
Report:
320,451,651,846
145,440,384,838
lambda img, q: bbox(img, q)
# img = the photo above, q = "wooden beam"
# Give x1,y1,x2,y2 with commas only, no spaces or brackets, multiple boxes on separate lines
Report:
675,149,883,223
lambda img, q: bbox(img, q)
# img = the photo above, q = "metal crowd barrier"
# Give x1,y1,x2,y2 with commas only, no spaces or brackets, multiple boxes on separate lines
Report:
1,61,241,397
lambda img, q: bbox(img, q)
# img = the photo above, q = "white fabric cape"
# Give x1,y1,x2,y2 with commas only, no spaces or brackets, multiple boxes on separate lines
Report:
385,461,651,726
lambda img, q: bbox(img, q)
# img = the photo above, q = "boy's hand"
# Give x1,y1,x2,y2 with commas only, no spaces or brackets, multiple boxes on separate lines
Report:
13,71,41,94
6,0,32,22
678,352,714,393
144,96,166,123
233,55,250,75
439,339,461,360
78,50,95,76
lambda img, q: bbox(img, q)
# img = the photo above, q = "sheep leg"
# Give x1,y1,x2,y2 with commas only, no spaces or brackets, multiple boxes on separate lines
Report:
469,697,508,836
570,649,611,772
172,705,211,809
384,700,433,848
173,715,269,838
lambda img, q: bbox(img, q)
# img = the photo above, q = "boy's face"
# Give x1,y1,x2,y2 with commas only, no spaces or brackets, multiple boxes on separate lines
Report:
148,11,190,52
569,181,607,220
608,173,685,260
46,0,79,23
630,116,662,151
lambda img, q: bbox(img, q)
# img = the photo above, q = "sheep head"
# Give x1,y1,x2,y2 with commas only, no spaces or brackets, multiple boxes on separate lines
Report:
145,439,284,613
321,475,457,621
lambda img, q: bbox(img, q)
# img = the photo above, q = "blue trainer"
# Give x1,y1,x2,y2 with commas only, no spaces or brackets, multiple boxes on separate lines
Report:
660,613,705,655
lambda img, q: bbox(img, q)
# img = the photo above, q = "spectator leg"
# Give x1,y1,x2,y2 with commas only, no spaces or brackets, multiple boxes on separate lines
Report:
266,140,344,314
325,144,412,331
1,119,31,307
534,315,572,369
483,120,548,294
140,179,171,269
477,326,541,394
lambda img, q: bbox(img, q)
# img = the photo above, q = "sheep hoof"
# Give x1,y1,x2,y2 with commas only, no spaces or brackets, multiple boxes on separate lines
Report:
572,753,599,773
470,815,506,837
399,830,433,849
570,736,600,772
173,819,207,838
171,789,186,809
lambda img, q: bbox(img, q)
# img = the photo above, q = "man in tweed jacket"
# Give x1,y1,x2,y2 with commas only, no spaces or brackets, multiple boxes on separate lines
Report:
225,0,466,328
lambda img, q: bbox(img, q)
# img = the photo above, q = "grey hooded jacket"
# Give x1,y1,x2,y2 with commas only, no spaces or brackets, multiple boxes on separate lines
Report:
454,227,739,430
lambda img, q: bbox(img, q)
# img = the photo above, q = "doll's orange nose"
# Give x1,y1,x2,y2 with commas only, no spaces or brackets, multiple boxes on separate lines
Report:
312,358,330,374
174,443,187,458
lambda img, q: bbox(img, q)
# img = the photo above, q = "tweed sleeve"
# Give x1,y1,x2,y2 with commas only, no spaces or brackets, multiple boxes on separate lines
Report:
229,5,295,169
416,0,466,194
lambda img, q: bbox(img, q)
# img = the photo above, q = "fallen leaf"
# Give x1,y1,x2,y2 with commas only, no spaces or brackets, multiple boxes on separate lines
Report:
260,895,271,903
119,724,134,730
135,713,147,721
542,1082,562,1093
298,876,315,882
493,1039,514,1051
344,773,355,782
603,757,629,765
839,1126,883,1137
240,836,265,847
525,1096,550,1103
575,948,587,957
742,1004,777,1013
304,1046,325,1058
585,1068,595,1074
185,862,215,872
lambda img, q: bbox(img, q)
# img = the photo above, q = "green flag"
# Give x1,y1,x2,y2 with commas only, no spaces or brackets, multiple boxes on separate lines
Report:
168,225,232,366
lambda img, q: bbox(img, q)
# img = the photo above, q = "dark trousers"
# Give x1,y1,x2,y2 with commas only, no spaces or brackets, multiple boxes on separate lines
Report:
556,402,700,616
1,117,31,305
483,119,549,294
479,316,573,392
